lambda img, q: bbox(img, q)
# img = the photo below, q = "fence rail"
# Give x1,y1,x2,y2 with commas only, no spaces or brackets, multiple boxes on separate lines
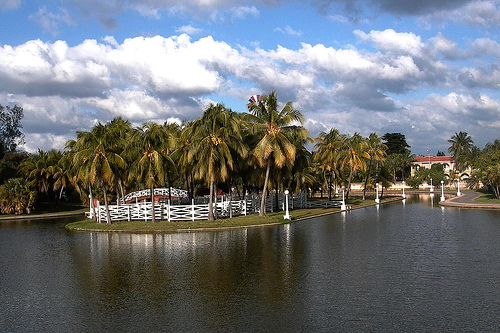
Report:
90,191,345,223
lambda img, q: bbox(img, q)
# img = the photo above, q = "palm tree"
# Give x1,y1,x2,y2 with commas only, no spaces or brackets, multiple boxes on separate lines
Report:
448,131,474,170
106,117,134,203
53,151,74,200
19,149,62,201
128,122,175,222
362,133,387,200
339,133,369,200
246,91,307,216
314,128,345,200
72,123,126,224
183,104,247,220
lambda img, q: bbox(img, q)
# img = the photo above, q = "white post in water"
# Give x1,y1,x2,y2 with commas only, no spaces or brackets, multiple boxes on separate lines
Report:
430,178,434,192
457,178,462,196
402,181,406,198
440,180,445,202
375,183,380,203
341,187,347,211
283,190,291,220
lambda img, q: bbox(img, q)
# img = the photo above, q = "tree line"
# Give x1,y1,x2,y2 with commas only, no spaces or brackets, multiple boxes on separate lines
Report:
1,94,500,220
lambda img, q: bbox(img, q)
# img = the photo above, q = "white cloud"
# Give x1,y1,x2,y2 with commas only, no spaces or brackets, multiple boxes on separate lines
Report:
29,6,74,36
0,29,499,154
176,25,203,35
421,0,500,27
274,25,303,37
354,29,425,56
0,0,20,10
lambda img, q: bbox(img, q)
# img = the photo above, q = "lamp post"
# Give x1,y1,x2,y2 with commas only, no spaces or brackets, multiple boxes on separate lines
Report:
402,180,406,198
440,180,445,202
375,183,380,203
341,187,346,211
283,190,291,220
457,178,462,196
430,178,434,192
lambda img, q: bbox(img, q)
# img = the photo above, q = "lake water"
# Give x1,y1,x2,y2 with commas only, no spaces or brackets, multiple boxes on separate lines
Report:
1,194,500,332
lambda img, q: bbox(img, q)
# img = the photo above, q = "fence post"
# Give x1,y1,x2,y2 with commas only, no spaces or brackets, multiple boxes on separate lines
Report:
127,205,131,222
192,199,195,221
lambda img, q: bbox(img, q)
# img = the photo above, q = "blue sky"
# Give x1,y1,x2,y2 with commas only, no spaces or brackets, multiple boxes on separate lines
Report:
1,0,499,155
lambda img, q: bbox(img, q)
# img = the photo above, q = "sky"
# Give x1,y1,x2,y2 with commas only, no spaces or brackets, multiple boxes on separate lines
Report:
0,0,499,156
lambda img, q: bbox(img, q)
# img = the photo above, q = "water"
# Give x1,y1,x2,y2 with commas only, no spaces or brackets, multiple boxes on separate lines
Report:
1,195,500,332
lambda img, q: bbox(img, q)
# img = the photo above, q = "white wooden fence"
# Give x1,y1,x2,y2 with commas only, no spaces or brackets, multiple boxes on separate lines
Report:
89,191,344,223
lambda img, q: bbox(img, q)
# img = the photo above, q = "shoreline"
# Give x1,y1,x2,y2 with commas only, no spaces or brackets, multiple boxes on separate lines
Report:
2,191,499,232
67,197,405,234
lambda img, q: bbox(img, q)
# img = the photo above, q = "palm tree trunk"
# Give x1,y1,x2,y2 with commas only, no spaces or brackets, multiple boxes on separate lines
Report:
59,186,64,200
119,179,126,203
363,159,374,201
328,172,332,201
102,184,111,225
346,169,354,202
89,185,97,221
208,180,215,220
151,184,156,222
260,163,271,217
167,173,172,203
274,180,280,212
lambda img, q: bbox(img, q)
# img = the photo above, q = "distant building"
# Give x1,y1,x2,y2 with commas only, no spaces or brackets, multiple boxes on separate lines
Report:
411,155,470,179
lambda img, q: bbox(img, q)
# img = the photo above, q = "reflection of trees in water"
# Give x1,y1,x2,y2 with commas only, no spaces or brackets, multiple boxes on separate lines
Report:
71,226,309,326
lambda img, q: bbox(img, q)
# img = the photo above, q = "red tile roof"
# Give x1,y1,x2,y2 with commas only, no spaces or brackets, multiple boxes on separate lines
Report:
413,155,453,163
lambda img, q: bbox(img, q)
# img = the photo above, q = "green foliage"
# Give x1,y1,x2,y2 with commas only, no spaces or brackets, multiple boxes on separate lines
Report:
382,133,410,155
0,178,37,214
0,104,24,158
405,176,422,189
448,131,476,171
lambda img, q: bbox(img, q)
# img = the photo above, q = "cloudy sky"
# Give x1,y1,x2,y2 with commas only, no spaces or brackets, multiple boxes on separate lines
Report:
0,0,499,155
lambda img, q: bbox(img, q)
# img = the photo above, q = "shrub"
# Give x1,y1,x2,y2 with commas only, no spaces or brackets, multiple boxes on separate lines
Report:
0,178,37,214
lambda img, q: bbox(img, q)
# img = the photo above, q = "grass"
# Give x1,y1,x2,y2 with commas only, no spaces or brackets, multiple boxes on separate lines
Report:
65,196,402,233
474,191,500,204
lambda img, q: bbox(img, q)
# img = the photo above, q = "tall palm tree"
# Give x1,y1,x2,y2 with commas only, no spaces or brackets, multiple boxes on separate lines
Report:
448,131,474,170
339,133,369,200
183,103,247,220
128,122,175,222
362,133,387,200
72,123,126,224
314,128,345,200
106,117,134,203
246,91,307,216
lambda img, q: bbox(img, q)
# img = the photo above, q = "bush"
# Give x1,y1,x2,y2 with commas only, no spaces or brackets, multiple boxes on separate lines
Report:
0,178,37,214
405,177,422,189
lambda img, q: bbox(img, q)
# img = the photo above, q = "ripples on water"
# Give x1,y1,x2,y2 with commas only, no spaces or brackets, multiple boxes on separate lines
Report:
1,195,500,332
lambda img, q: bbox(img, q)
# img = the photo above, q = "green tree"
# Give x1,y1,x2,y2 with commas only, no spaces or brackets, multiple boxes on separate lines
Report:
246,91,307,216
313,128,344,200
183,104,246,220
72,123,126,224
128,122,175,222
448,131,475,170
362,133,386,200
382,133,410,155
339,133,369,200
0,104,24,158
19,149,62,201
0,178,36,214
